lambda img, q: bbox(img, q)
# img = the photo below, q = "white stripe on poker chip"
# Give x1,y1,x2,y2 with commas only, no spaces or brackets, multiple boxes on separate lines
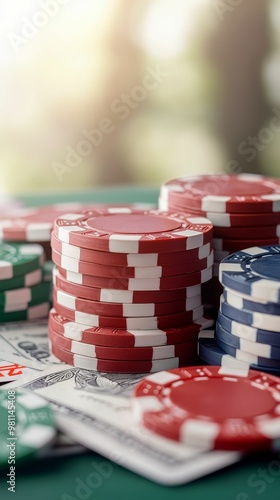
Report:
0,261,13,279
27,303,49,319
230,321,259,341
251,280,280,303
176,230,204,250
206,213,231,227
199,243,211,259
243,246,271,256
57,290,75,309
201,196,230,213
126,277,159,291
127,330,168,347
107,207,132,213
100,288,134,302
238,338,272,358
60,254,79,273
24,269,42,287
4,302,30,313
58,225,84,244
258,418,280,440
123,303,154,316
158,198,168,211
61,241,81,259
75,311,99,327
109,234,141,253
5,288,31,306
63,269,83,284
218,357,250,377
20,244,43,256
63,322,86,340
225,291,243,309
127,253,158,266
181,419,219,451
26,223,52,241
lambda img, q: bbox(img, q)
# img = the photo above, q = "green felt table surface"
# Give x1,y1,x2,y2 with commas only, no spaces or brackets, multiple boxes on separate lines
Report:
0,186,279,500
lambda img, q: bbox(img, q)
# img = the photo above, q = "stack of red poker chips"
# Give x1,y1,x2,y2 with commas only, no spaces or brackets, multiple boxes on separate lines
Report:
159,174,280,316
50,207,214,373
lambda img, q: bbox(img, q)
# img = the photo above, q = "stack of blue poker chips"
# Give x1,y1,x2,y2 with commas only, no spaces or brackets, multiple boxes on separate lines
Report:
198,245,280,375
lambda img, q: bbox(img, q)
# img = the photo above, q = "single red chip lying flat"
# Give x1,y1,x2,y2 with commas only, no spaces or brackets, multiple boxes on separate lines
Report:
132,365,280,451
53,208,213,253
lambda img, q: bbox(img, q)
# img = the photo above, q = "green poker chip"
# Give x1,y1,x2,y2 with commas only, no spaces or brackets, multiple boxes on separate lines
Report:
0,301,51,322
0,243,45,281
0,268,43,292
0,389,56,466
0,281,52,312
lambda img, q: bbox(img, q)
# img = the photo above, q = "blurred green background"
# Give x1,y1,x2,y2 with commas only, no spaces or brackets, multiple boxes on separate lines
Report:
0,0,279,195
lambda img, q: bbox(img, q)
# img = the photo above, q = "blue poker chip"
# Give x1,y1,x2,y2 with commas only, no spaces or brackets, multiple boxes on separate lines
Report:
219,245,280,302
216,321,280,360
223,287,280,316
217,311,280,347
198,331,280,376
216,336,280,369
220,297,280,333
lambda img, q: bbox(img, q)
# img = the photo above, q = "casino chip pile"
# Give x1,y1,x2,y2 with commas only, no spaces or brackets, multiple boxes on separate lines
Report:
159,174,280,315
132,365,280,451
0,242,51,321
198,245,280,375
49,207,214,373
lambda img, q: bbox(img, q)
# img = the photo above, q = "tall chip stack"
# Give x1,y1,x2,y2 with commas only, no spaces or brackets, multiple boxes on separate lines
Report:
159,174,280,316
198,245,280,375
49,207,214,373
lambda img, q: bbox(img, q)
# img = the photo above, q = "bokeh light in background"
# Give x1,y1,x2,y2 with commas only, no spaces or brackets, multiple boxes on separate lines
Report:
0,0,279,194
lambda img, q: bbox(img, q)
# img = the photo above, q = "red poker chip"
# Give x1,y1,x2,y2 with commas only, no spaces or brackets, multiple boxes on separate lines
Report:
53,286,202,318
51,233,213,267
160,175,280,214
51,247,214,278
48,309,214,347
53,208,213,253
213,237,280,252
53,298,204,330
50,341,199,373
0,203,102,242
48,326,198,361
56,265,213,291
132,366,280,451
53,268,202,304
213,225,280,240
161,203,280,228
